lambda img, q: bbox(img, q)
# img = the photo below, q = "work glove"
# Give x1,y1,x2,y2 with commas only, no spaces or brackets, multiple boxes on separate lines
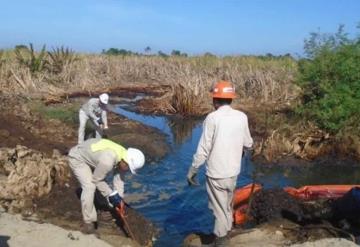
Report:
97,118,103,125
187,166,199,186
108,191,122,208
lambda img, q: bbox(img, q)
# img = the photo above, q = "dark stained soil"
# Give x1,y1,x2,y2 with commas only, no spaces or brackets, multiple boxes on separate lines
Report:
246,189,360,244
249,189,304,224
0,114,70,154
0,91,170,246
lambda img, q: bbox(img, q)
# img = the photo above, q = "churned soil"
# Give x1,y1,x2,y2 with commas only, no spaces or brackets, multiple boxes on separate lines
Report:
0,89,169,247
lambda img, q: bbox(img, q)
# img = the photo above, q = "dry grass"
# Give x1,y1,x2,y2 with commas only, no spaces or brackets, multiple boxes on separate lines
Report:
2,50,358,161
256,121,333,161
0,51,298,106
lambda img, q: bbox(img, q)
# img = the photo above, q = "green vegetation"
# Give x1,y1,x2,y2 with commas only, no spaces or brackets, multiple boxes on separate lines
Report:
15,43,48,74
171,50,188,57
296,25,360,133
157,50,168,57
102,48,139,56
48,46,78,74
0,50,4,68
102,47,189,57
30,101,79,124
13,43,79,77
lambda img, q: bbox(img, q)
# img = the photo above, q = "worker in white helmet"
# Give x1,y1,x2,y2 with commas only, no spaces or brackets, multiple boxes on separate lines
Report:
187,81,253,247
78,93,109,144
68,138,145,234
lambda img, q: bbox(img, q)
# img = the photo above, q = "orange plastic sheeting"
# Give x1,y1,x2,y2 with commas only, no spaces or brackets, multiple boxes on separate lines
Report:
234,204,248,225
233,183,262,208
233,183,262,225
284,185,360,201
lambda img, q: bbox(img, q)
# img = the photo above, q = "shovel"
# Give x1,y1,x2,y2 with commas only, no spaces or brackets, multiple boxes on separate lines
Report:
114,201,158,246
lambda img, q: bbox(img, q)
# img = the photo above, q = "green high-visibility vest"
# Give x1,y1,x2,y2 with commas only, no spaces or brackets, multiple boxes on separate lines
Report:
91,139,128,163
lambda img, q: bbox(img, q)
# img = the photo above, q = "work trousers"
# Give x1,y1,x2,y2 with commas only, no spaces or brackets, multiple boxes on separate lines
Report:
69,157,124,223
206,176,237,237
78,109,102,144
69,156,97,223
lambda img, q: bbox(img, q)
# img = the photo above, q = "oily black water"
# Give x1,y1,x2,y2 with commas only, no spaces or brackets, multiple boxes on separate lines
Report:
115,106,360,247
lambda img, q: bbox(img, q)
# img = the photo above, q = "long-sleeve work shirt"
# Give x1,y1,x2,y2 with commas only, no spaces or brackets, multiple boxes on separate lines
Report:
191,105,253,179
81,98,108,127
68,138,125,197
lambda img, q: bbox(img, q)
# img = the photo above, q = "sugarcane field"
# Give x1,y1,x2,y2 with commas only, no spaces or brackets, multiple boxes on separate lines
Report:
0,2,360,247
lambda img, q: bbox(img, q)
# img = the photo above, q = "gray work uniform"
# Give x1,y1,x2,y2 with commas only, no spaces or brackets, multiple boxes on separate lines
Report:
68,138,125,224
191,105,253,237
78,98,108,144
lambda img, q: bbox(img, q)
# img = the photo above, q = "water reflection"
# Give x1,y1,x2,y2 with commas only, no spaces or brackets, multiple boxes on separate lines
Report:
255,164,360,188
115,106,202,147
167,117,201,146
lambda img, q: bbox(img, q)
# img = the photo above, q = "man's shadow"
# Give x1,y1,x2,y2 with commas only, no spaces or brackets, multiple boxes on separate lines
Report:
0,235,10,247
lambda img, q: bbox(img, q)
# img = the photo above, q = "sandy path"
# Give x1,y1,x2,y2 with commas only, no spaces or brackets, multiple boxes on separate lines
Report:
0,213,117,247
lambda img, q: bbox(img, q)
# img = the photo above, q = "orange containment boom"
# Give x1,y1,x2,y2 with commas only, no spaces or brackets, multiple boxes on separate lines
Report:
233,183,262,225
284,185,360,201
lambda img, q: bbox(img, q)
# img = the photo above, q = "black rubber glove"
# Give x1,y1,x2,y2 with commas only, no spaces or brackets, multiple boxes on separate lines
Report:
187,166,199,186
108,191,122,208
97,118,103,125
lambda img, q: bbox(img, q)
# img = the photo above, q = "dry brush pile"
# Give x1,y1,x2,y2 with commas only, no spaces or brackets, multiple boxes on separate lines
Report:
0,145,70,212
257,122,333,161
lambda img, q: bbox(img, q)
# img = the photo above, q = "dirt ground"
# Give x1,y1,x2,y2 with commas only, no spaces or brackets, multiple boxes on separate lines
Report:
0,91,168,246
184,222,359,247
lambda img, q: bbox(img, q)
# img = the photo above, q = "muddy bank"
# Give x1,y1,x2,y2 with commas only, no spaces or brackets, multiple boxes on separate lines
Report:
0,92,169,246
185,188,360,247
0,95,76,154
0,145,139,246
184,223,358,247
0,93,169,159
183,183,360,246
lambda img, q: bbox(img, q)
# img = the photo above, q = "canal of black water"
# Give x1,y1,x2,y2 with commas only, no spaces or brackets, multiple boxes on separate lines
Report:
114,106,360,247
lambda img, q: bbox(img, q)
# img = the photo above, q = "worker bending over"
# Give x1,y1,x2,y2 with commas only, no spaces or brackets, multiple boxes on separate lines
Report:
68,138,145,234
78,93,109,144
187,80,253,246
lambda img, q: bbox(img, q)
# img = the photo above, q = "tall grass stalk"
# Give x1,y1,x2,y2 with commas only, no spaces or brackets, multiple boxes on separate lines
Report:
0,52,298,112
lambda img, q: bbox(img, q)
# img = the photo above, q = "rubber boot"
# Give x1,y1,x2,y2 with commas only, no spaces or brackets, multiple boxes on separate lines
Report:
98,210,113,221
215,235,230,247
81,222,96,234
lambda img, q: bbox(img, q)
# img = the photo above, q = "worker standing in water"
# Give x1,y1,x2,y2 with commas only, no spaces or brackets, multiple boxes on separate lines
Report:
68,138,145,234
78,93,109,144
187,80,253,246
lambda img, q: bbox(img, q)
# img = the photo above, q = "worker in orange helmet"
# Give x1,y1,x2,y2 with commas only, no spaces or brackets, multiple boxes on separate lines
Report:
187,80,253,246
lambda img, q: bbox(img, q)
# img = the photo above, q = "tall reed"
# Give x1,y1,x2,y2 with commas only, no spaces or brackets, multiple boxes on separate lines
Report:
0,51,298,113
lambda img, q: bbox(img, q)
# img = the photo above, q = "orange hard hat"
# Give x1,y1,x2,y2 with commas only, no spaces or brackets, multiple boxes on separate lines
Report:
211,80,236,99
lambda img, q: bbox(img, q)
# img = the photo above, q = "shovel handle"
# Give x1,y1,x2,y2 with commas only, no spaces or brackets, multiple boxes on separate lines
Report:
115,202,137,241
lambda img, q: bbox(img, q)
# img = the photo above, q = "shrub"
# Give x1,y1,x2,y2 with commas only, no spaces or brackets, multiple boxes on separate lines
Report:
296,25,360,133
0,50,3,68
47,46,79,74
14,43,48,74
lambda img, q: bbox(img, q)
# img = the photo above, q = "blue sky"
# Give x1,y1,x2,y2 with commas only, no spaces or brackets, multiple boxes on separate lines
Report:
1,0,359,55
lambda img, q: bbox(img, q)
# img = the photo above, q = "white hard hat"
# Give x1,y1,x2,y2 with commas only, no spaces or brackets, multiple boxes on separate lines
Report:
126,148,145,174
99,93,109,104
